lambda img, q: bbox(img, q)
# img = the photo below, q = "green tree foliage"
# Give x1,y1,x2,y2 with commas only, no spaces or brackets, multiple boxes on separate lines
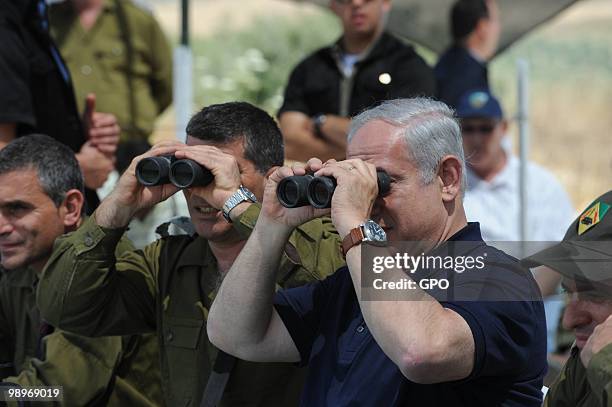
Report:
192,11,341,113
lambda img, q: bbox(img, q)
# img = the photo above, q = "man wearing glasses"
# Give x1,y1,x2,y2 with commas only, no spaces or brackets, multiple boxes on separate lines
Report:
457,89,573,243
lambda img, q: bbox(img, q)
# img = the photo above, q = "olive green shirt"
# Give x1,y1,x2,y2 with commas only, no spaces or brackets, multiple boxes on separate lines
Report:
545,345,612,406
37,204,345,406
50,0,173,142
0,239,163,406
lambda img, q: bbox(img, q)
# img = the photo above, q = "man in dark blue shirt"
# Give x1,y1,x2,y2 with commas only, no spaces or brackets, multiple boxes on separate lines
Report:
435,0,500,108
207,98,547,406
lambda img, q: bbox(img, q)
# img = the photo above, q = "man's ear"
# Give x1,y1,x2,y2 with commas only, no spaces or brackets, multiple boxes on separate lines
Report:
437,155,463,202
474,17,489,41
500,119,509,134
61,189,84,230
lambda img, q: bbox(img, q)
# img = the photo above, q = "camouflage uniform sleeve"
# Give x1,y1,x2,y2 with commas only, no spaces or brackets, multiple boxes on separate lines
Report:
3,332,123,406
233,204,345,282
290,216,344,280
587,343,612,406
544,349,580,407
37,216,163,337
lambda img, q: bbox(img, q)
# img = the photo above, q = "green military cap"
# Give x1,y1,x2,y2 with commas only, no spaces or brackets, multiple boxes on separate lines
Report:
523,190,612,290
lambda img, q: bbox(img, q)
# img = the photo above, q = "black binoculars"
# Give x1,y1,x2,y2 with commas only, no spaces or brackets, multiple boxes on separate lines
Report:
135,155,214,188
277,170,390,209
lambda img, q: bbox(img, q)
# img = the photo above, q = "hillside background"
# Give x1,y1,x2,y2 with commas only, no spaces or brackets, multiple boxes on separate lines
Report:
149,0,612,212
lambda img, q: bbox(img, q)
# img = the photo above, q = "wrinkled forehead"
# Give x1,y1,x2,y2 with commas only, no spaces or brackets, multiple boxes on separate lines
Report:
347,122,417,175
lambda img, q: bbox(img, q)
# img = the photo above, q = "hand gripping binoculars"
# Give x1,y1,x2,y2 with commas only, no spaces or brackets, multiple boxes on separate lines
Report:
277,170,390,209
135,155,214,188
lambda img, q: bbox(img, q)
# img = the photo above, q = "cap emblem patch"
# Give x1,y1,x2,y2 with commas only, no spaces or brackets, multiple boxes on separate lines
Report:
578,201,610,235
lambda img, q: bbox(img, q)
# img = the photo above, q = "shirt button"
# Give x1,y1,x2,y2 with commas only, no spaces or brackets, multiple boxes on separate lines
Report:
81,65,92,75
83,235,94,247
378,73,392,85
166,331,174,342
356,325,365,333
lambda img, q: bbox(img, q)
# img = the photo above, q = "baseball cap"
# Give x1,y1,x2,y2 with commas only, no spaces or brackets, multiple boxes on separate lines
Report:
456,89,503,120
522,190,612,289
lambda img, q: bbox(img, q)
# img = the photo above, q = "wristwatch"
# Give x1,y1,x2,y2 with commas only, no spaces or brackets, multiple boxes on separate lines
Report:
341,220,387,256
312,114,327,137
222,185,257,222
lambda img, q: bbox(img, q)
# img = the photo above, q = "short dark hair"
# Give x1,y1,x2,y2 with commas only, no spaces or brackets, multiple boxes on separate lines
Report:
451,0,489,41
0,134,84,207
186,102,284,174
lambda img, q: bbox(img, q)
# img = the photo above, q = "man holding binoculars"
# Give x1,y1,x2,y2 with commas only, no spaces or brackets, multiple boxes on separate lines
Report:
37,102,345,406
207,98,547,406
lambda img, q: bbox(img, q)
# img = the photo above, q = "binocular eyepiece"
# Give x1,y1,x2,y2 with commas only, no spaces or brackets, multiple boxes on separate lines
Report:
135,155,214,188
277,170,390,209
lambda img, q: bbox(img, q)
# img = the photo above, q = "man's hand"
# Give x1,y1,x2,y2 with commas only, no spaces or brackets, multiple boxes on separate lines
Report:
314,159,379,238
95,141,184,228
581,314,612,368
83,94,120,159
76,142,114,189
173,145,243,210
259,159,331,234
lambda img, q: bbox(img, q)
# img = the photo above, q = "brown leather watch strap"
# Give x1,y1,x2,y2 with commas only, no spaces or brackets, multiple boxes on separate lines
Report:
341,226,365,257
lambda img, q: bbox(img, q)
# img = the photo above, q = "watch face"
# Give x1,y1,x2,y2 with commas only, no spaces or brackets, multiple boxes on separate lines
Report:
363,220,387,245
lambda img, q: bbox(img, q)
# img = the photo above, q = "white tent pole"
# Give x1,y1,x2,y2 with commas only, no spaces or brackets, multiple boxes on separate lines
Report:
173,0,192,142
517,59,529,256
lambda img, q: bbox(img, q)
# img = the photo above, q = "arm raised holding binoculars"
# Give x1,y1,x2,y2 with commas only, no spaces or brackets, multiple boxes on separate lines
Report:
96,141,184,228
207,157,379,361
38,141,255,336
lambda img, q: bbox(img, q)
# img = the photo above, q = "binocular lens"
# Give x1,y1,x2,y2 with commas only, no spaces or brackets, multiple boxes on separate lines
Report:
277,175,312,208
307,177,336,209
169,160,214,189
135,156,171,186
276,170,391,208
135,156,214,188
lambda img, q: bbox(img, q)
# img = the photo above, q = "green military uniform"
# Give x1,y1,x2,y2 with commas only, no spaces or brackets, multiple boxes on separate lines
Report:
50,0,173,142
545,345,612,406
524,190,612,407
37,204,345,406
0,236,163,406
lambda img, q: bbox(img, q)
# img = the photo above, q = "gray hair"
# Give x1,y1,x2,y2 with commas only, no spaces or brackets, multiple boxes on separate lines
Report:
348,98,466,191
0,134,84,207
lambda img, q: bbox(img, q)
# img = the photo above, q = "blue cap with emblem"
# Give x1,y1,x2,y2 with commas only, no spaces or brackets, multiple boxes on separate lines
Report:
456,89,503,120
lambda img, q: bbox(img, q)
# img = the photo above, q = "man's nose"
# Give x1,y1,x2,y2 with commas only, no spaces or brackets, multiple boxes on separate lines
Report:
0,215,14,236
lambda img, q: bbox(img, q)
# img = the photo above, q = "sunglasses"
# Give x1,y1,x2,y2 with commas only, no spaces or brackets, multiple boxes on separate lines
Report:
461,123,497,135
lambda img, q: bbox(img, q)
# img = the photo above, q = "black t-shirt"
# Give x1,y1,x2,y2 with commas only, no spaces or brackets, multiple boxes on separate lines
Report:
278,32,436,118
274,223,547,406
